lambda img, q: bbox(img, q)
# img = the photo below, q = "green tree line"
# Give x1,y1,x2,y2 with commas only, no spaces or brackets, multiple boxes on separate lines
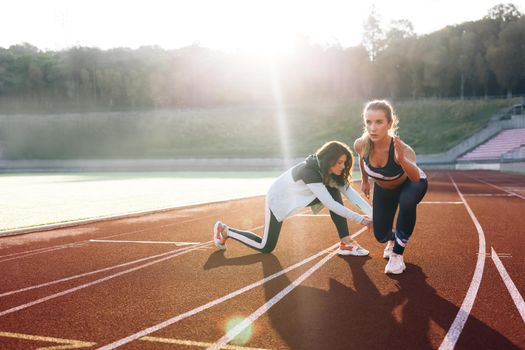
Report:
0,3,523,112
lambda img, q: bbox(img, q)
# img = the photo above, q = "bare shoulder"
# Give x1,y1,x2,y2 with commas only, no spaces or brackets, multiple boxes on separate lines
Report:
353,138,364,154
403,142,416,154
403,142,417,160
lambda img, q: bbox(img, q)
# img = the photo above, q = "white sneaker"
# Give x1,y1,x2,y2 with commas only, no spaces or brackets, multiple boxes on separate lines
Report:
383,241,394,259
213,221,228,250
337,242,369,256
384,253,406,274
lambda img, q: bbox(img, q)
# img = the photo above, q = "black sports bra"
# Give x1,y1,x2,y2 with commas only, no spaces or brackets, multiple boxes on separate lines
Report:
363,139,405,181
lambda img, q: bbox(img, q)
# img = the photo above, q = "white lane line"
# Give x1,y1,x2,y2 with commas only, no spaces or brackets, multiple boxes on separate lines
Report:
463,194,514,197
0,212,222,263
420,201,463,204
491,247,525,323
0,246,191,298
462,173,525,200
0,221,290,297
0,246,73,264
0,245,71,259
97,244,337,349
438,174,486,350
211,250,339,349
140,336,269,350
0,242,211,317
210,228,366,349
97,227,367,350
0,331,96,349
89,239,199,246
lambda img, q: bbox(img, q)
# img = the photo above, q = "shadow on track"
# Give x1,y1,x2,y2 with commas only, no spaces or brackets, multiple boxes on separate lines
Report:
204,252,519,349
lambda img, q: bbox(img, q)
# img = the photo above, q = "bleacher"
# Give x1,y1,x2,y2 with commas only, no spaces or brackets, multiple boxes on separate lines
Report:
458,128,525,161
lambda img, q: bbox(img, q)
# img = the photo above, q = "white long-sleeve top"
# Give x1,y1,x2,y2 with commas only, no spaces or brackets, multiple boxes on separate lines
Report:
267,155,372,223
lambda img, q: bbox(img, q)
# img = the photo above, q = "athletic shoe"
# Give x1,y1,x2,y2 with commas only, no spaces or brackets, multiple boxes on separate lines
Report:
383,241,394,259
384,253,406,274
336,242,369,256
213,221,228,250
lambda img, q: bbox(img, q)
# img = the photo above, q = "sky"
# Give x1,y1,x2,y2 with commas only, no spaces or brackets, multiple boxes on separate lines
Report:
1,0,524,54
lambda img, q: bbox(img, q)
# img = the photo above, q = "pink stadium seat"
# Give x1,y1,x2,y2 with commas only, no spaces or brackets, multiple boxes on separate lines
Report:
458,128,525,161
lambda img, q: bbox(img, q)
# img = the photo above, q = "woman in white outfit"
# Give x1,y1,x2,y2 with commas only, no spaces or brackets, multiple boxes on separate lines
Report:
213,141,373,256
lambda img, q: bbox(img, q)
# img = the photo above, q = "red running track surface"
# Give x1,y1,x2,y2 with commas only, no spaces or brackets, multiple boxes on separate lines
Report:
0,170,523,350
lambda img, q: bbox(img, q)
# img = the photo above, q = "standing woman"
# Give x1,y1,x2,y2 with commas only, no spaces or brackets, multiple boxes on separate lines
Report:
213,141,373,256
354,100,428,274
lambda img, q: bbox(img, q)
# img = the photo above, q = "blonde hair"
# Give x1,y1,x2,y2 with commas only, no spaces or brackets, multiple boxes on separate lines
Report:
360,100,399,157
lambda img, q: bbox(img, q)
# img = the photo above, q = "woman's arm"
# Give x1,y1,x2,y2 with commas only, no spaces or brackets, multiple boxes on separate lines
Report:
354,138,371,199
306,183,370,225
393,136,421,182
339,184,373,217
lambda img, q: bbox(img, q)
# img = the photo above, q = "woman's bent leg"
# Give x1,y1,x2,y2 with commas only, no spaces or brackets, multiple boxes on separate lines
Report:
372,183,400,243
326,186,350,239
226,203,283,253
393,178,428,255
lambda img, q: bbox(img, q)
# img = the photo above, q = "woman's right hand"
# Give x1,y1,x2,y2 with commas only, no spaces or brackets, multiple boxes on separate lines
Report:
361,180,370,199
361,215,373,233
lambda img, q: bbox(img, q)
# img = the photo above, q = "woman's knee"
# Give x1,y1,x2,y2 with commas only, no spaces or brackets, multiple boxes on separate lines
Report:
260,240,278,253
374,230,393,243
260,246,276,254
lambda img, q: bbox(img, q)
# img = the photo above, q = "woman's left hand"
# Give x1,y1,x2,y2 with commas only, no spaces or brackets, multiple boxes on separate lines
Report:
393,136,405,164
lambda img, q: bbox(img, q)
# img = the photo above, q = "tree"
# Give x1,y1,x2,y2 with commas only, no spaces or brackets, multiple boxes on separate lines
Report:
362,6,385,62
386,19,415,44
486,19,525,97
485,3,522,22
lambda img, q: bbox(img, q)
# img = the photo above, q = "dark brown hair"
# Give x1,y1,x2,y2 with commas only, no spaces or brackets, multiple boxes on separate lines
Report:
315,141,354,186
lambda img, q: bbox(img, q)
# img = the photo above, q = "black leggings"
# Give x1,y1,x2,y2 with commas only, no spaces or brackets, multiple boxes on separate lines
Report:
227,186,350,253
373,178,428,255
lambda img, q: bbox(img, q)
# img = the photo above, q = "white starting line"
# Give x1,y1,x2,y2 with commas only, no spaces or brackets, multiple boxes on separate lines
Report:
420,201,463,204
89,239,200,246
463,193,514,197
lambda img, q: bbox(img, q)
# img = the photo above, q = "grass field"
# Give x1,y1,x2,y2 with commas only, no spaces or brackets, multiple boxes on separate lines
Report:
0,99,511,160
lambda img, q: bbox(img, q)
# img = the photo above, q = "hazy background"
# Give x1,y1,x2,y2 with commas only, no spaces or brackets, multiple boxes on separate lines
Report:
1,2,524,230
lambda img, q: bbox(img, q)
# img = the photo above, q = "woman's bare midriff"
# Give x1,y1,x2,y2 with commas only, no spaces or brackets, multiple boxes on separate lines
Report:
372,173,408,190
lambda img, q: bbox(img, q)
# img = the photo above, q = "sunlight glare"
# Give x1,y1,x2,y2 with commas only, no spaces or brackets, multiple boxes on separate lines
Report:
270,60,292,169
224,316,253,345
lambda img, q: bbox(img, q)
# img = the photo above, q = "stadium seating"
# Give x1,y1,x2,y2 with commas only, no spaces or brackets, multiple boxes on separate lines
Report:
458,128,525,161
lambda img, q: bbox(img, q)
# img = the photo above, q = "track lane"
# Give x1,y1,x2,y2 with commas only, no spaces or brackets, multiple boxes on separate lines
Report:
451,171,525,349
0,170,523,349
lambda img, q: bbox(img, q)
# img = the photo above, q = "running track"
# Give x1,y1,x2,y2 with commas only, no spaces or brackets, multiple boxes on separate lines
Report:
0,170,523,349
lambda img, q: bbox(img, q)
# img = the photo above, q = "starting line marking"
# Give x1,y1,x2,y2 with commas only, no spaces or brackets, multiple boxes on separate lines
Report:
0,331,96,349
420,201,463,204
478,252,511,258
491,247,525,323
89,239,199,246
140,336,269,350
463,194,514,197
